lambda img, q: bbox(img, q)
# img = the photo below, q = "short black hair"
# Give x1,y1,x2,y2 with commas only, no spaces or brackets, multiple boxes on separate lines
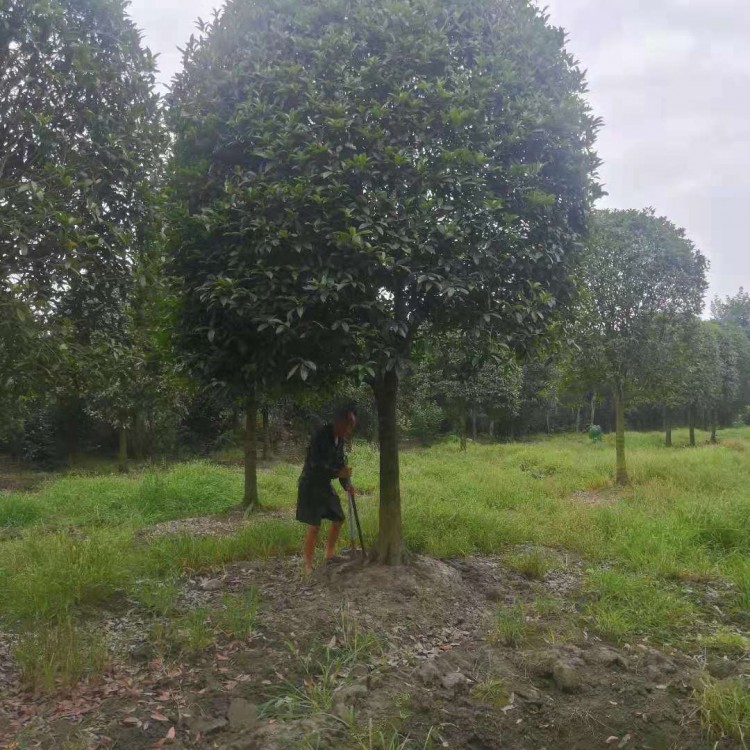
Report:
333,403,357,423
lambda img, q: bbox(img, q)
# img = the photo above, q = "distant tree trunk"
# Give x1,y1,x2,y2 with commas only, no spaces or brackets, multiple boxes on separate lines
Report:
509,422,515,442
614,387,629,485
664,405,673,448
689,404,696,447
710,409,718,444
489,419,495,440
471,409,478,441
575,407,581,434
118,424,128,473
590,392,597,428
373,370,403,565
133,409,146,461
546,410,551,434
459,405,468,451
244,391,259,510
262,406,270,460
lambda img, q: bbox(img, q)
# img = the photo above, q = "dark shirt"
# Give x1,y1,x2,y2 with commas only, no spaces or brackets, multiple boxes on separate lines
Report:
299,423,350,490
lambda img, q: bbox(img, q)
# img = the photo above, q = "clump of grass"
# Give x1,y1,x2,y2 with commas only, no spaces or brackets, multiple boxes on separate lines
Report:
698,628,750,656
347,722,435,750
262,649,344,720
335,604,383,663
507,549,554,579
584,569,694,644
696,676,750,748
151,607,213,656
132,577,180,616
15,620,109,692
471,677,509,707
213,588,260,639
494,605,527,647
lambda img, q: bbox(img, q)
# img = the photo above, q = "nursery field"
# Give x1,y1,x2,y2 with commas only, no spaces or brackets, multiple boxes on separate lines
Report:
2,429,749,749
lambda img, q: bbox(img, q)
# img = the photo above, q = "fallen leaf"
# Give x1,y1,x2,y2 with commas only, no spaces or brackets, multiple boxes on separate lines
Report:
618,734,632,749
151,712,168,722
166,726,176,740
605,737,619,745
327,635,337,649
122,717,141,727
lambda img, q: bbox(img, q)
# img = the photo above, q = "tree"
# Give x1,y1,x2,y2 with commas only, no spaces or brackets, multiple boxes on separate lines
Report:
577,209,707,484
712,288,750,335
168,0,600,562
1,0,166,459
0,0,164,314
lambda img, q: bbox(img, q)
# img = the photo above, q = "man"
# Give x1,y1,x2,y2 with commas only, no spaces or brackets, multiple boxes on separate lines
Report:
297,406,358,573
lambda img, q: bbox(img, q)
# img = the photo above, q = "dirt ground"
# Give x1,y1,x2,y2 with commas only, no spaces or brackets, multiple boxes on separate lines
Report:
1,535,742,750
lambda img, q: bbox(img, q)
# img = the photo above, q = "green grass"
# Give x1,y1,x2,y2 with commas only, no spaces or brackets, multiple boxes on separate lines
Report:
584,569,694,643
2,427,750,656
696,676,750,748
494,605,528,647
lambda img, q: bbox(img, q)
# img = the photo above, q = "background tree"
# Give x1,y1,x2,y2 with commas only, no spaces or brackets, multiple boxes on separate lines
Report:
712,288,750,334
168,0,600,563
0,0,166,461
577,209,707,484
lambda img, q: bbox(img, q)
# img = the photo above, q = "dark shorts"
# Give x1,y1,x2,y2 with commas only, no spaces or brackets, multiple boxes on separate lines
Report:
296,480,345,527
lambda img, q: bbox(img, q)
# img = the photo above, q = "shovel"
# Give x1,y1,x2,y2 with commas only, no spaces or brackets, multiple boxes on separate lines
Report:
347,487,366,558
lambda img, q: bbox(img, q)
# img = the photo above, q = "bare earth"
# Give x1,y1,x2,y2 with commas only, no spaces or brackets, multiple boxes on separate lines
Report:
1,525,743,749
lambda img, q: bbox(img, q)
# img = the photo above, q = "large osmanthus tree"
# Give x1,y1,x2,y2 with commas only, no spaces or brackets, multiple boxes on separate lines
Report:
577,209,707,484
167,0,600,562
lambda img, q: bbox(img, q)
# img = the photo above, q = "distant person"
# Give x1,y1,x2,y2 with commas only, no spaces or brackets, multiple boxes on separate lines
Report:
297,406,359,573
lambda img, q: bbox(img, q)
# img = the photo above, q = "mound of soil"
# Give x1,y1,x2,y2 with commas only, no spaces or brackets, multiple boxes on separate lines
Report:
3,551,725,750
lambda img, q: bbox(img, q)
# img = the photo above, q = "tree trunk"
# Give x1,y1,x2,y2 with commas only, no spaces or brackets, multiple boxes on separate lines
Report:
459,406,468,451
614,388,629,485
689,405,696,447
710,409,718,444
373,370,403,565
471,409,477,441
244,392,259,510
133,409,146,461
262,406,270,460
489,419,495,440
546,410,551,434
118,424,128,473
664,405,673,448
575,407,581,434
590,392,597,429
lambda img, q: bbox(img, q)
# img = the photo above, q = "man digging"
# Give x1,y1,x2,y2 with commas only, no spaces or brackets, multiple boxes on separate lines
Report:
297,406,360,574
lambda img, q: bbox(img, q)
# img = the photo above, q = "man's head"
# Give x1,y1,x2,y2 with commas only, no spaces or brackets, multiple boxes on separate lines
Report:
332,405,357,440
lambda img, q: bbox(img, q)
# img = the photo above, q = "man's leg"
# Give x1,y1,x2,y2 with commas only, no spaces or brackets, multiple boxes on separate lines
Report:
325,522,343,560
303,525,320,571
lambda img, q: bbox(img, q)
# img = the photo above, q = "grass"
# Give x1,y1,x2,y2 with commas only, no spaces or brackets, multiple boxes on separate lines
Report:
584,569,694,644
494,605,528,647
696,676,750,748
15,619,109,692
2,427,750,688
506,548,555,579
471,677,509,708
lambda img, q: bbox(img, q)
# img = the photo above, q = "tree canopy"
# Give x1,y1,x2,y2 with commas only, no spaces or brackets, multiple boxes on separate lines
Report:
167,0,600,562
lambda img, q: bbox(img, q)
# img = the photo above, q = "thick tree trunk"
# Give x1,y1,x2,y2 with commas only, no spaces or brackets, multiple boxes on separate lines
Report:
373,370,403,566
471,409,478,441
118,425,128,473
262,406,270,460
664,405,673,448
689,405,696,447
244,392,258,510
614,388,629,485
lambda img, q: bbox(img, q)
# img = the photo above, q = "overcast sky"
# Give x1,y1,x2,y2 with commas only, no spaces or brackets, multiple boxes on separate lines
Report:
128,0,750,306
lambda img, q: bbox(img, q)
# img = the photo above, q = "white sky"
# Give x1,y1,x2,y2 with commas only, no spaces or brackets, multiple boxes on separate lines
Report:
128,0,750,306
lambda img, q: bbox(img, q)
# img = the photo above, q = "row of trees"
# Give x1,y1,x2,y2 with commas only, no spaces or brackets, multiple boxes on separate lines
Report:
2,0,749,564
